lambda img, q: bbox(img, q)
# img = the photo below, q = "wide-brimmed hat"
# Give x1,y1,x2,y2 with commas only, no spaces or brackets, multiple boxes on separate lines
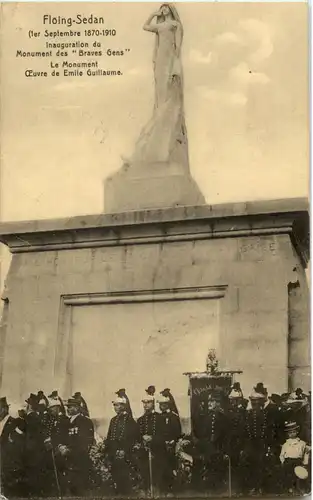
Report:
285,421,300,432
294,466,308,480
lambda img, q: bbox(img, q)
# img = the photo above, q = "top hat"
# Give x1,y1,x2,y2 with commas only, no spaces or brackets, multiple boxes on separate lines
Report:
65,397,81,407
25,393,38,405
48,390,59,399
73,392,82,399
254,383,267,396
0,396,9,407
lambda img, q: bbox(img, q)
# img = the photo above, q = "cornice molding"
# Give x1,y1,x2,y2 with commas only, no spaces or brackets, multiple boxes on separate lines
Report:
0,198,309,265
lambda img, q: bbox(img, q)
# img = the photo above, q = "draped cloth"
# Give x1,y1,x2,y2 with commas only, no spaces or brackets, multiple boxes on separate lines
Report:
126,5,189,172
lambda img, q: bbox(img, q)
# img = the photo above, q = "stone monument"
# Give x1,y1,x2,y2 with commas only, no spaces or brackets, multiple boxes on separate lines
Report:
0,4,310,435
104,3,205,213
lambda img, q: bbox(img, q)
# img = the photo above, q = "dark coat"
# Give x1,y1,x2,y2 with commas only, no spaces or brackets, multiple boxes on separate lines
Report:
161,410,182,443
138,411,166,453
106,411,139,458
0,415,26,496
67,414,94,455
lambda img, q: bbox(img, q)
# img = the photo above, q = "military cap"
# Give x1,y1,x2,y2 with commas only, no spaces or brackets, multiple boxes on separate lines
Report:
142,394,155,402
157,394,170,404
229,389,243,399
112,396,127,405
249,390,266,400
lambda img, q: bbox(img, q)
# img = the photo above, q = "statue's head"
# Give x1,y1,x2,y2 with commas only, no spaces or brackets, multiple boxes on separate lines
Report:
159,3,182,23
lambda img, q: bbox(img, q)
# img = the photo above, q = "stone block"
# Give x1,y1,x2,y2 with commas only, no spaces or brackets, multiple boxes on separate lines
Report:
57,248,93,276
239,283,287,313
238,235,280,262
193,238,239,263
0,199,309,402
104,162,206,213
18,251,58,277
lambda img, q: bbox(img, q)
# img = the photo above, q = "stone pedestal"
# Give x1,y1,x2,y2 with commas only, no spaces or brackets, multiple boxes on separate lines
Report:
104,162,206,212
0,198,309,436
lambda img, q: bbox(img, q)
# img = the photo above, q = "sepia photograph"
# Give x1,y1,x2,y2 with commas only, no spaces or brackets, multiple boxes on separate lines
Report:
0,1,310,498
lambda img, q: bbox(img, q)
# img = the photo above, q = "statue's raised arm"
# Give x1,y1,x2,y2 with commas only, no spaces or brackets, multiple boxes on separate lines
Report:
124,3,189,172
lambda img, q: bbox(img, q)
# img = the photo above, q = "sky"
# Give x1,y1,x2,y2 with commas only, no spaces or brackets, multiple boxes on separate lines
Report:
0,1,309,288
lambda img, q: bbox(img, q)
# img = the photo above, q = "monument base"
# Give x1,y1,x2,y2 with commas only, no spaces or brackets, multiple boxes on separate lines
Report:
0,199,309,436
104,161,206,212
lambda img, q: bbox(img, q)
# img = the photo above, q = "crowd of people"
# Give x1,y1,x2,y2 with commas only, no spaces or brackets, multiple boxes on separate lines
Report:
0,383,311,498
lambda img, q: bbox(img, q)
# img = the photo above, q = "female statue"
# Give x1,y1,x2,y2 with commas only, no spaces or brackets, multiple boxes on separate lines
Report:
124,4,189,172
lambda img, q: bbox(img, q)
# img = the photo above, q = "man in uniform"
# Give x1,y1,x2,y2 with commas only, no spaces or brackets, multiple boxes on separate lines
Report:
192,391,228,492
227,386,246,489
41,395,70,496
24,393,46,496
157,393,182,493
105,394,139,495
241,386,275,494
64,397,95,495
137,393,166,496
0,396,25,497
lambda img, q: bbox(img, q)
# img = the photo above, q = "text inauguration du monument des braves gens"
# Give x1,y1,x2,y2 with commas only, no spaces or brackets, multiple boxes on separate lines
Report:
14,12,132,78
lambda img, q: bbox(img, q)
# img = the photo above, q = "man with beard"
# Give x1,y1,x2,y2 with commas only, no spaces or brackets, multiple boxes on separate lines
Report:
64,397,95,495
157,393,182,493
41,396,70,496
106,394,139,495
137,393,166,496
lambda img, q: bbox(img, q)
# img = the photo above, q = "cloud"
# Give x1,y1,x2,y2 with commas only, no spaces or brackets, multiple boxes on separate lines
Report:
230,62,270,86
127,67,150,76
189,49,213,65
239,19,273,64
214,31,243,46
197,86,248,107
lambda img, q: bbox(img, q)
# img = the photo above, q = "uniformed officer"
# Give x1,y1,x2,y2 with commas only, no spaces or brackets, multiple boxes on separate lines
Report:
41,396,70,496
137,393,166,495
24,393,46,495
241,387,274,494
106,395,139,495
227,386,246,485
157,393,182,493
192,391,228,492
64,397,95,495
0,397,25,497
72,391,90,417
